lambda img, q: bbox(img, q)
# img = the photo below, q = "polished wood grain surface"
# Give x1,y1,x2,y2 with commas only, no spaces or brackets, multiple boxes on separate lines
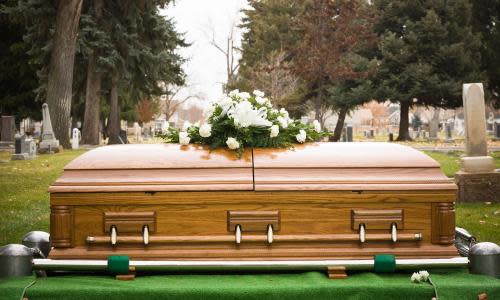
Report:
253,142,440,168
49,143,457,193
64,144,252,170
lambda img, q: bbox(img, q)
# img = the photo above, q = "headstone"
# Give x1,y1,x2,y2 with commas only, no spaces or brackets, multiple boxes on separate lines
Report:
71,128,81,150
39,103,60,153
11,134,36,160
455,83,499,203
341,127,347,142
0,116,16,149
134,124,142,142
369,129,374,138
346,125,353,142
388,133,394,142
494,122,500,141
445,121,453,143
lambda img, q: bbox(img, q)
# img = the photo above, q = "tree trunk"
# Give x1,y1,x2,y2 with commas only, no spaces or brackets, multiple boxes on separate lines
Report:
45,0,83,149
81,0,103,145
330,106,348,142
397,101,412,141
81,51,102,145
107,71,121,144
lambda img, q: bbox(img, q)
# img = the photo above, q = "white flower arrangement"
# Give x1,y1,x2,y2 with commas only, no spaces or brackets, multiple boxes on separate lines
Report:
161,89,329,156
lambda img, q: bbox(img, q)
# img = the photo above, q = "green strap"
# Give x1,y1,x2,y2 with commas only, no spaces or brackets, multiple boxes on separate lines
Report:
374,254,396,273
107,255,130,275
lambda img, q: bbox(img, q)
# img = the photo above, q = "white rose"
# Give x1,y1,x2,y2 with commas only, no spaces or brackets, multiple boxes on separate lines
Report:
410,272,422,283
226,137,240,150
237,92,251,100
418,270,429,282
253,90,265,97
280,107,290,119
277,116,288,129
270,125,279,138
229,89,239,97
182,121,191,131
313,120,321,133
179,131,190,145
296,129,307,143
199,124,212,138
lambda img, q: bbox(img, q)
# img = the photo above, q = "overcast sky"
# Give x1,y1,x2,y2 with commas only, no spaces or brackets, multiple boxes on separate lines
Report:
161,0,249,107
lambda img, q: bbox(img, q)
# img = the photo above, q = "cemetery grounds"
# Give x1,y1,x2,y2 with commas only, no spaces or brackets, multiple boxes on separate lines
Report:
0,148,499,246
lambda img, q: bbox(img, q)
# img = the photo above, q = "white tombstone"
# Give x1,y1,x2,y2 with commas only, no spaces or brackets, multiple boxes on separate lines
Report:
39,103,60,152
461,83,494,173
134,123,142,142
71,128,81,150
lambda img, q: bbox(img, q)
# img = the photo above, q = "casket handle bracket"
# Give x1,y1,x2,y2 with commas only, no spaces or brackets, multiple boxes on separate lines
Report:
359,224,366,243
235,225,242,245
110,225,117,246
391,223,397,243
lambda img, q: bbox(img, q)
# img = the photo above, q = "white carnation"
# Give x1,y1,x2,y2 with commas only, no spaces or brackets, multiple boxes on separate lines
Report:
229,89,239,97
270,125,279,138
255,96,267,105
179,131,190,145
199,124,212,138
277,116,289,129
253,90,265,97
228,100,272,128
226,137,240,150
182,121,192,131
313,120,321,133
296,129,307,143
237,92,251,100
418,270,429,282
410,272,422,283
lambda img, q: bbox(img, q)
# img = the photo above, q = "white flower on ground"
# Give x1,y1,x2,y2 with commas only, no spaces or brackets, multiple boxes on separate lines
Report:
313,120,321,133
199,124,212,138
270,125,279,138
182,121,191,131
280,108,290,119
237,92,251,100
277,116,289,129
418,271,429,282
253,90,265,97
228,100,272,128
296,129,307,143
179,131,190,145
410,272,422,283
226,137,240,150
229,89,239,97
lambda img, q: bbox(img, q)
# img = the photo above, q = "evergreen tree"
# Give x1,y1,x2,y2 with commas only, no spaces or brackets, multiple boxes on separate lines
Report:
374,0,484,140
0,0,40,121
472,0,500,107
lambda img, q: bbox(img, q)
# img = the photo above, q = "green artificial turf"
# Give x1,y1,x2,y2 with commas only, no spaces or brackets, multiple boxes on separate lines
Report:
0,269,498,300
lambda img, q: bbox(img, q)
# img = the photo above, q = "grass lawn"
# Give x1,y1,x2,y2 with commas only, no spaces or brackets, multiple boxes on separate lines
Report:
0,149,87,245
0,147,498,246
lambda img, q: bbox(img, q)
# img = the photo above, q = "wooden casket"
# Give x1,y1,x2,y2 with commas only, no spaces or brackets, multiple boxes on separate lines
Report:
48,142,458,260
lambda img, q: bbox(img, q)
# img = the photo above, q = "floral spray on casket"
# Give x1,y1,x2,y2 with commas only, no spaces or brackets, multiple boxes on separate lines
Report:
160,90,330,156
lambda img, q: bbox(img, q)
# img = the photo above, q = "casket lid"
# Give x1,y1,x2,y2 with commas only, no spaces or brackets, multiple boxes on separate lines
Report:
49,142,456,193
252,142,456,191
49,144,253,192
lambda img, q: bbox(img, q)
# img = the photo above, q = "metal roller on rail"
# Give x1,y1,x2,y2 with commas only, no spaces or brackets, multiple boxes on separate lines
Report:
0,230,499,279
